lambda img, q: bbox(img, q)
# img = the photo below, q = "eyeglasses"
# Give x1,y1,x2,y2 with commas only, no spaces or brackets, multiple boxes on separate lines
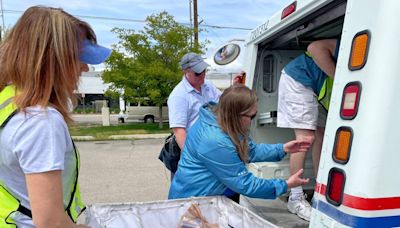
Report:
194,70,206,77
242,112,257,120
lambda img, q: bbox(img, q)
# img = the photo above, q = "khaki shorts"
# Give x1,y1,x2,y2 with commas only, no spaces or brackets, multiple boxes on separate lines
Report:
277,70,327,130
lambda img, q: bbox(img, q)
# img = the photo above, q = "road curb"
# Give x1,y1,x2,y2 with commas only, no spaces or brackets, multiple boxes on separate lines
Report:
109,133,169,140
72,133,169,141
72,136,96,141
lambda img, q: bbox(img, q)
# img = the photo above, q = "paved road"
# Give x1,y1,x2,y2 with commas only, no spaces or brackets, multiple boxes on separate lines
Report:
76,139,308,227
77,139,170,204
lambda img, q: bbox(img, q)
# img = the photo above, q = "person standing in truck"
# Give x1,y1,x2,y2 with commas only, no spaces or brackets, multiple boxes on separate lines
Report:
277,38,340,221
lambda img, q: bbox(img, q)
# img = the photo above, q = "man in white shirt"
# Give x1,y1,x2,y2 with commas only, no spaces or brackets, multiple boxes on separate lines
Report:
166,52,244,202
168,52,221,151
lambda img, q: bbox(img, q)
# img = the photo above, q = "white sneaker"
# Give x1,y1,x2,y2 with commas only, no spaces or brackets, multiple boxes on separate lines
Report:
287,194,311,221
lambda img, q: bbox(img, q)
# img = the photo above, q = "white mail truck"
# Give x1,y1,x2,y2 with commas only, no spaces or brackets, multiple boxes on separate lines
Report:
214,0,400,227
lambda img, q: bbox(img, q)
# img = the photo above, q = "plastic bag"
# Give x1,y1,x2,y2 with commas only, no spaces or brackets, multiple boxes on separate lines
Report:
178,203,218,228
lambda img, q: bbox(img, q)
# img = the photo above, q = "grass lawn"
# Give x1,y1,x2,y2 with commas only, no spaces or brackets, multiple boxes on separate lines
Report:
69,123,171,139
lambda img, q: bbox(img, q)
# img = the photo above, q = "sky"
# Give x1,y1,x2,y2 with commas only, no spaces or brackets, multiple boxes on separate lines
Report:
1,0,292,71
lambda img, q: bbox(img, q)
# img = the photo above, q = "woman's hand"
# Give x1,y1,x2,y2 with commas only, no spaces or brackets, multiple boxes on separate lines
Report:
286,169,310,188
283,139,311,153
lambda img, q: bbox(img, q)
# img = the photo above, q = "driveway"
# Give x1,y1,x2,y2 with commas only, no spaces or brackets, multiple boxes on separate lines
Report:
77,139,170,204
76,139,308,227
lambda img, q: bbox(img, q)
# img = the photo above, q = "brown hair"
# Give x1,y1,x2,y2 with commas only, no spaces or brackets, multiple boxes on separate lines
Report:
215,84,257,162
0,6,96,123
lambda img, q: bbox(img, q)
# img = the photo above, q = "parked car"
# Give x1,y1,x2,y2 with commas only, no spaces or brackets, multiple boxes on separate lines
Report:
119,99,168,123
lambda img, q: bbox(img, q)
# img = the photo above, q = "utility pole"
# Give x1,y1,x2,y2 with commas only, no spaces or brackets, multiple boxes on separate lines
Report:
189,0,193,47
0,0,4,41
193,0,199,50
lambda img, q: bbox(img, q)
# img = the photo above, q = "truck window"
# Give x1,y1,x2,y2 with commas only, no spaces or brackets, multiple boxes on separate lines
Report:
262,54,276,93
142,100,156,106
128,101,139,107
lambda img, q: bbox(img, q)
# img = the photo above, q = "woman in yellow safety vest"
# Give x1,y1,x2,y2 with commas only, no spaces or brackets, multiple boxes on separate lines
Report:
0,6,111,227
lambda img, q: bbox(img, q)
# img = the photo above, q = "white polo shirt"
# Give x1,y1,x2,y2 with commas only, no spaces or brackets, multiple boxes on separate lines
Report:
168,76,221,130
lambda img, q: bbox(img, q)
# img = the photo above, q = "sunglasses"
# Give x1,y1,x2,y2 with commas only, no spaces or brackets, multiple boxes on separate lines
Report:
194,70,206,77
243,112,257,120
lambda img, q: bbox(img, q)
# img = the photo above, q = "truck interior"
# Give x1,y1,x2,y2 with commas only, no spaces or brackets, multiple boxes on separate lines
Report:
247,0,348,195
258,0,346,51
252,0,347,129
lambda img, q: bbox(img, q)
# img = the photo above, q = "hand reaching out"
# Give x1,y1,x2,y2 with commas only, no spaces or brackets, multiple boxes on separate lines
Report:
283,139,311,153
286,169,310,188
233,71,246,85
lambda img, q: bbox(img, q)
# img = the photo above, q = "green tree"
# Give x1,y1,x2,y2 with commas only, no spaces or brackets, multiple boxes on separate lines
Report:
103,11,208,128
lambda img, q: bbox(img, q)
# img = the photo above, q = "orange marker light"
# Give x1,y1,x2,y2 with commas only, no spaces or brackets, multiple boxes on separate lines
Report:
333,127,353,164
349,30,370,70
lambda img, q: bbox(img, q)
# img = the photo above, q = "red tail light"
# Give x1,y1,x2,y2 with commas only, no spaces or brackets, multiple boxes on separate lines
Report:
281,2,297,20
327,168,346,206
340,82,361,120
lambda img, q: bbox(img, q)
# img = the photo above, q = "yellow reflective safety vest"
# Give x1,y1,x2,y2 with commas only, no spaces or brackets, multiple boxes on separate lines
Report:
0,85,85,227
304,51,334,112
317,76,333,111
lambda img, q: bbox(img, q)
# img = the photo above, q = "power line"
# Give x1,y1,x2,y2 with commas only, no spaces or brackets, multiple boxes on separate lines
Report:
3,10,146,23
198,15,224,44
2,9,251,31
200,24,251,31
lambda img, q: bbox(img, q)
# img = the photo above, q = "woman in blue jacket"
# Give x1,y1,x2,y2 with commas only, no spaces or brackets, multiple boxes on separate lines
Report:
169,85,310,200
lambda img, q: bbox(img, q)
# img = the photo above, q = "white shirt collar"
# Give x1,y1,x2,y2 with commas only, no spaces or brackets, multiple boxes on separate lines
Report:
182,76,206,94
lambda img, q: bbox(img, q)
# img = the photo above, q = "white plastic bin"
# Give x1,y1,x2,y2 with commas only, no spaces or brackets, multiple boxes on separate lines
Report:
85,196,278,228
247,160,315,194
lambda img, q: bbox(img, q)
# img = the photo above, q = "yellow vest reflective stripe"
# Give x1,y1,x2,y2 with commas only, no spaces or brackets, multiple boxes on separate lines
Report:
0,85,17,127
317,76,333,111
0,85,85,226
304,51,333,111
0,181,31,227
67,142,85,222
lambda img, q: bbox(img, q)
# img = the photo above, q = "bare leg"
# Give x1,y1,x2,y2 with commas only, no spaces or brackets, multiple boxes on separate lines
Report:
290,129,315,176
287,128,315,221
312,126,325,177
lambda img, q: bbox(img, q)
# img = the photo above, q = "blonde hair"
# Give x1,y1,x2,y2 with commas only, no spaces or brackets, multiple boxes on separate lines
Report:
215,85,257,162
0,6,96,123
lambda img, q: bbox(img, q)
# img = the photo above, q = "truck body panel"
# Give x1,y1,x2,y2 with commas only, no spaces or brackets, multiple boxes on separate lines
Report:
233,0,400,226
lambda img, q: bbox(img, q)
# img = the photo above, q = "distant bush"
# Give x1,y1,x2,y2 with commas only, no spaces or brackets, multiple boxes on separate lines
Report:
110,107,121,114
74,108,95,114
73,107,121,114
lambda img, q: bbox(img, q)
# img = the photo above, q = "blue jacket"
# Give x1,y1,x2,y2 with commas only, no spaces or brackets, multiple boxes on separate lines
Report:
168,104,288,200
